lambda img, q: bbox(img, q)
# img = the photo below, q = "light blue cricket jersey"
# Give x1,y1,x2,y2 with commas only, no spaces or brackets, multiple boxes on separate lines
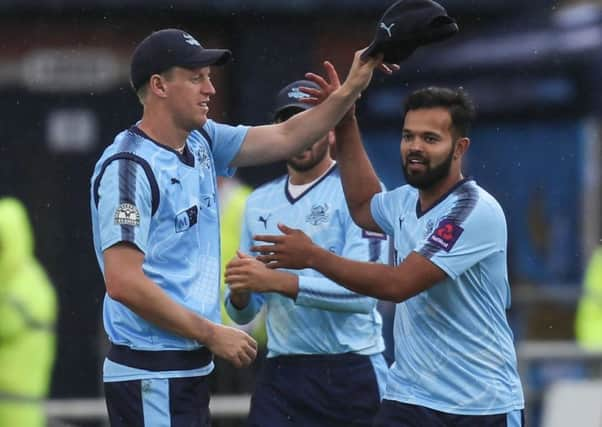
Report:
225,164,387,358
370,178,524,415
90,120,248,380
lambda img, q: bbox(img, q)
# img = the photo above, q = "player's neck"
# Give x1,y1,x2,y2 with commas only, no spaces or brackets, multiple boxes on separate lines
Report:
288,158,335,185
418,172,464,212
138,111,189,151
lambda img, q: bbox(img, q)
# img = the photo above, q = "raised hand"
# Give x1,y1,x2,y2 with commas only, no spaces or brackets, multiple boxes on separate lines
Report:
300,60,342,106
251,223,318,270
343,49,400,95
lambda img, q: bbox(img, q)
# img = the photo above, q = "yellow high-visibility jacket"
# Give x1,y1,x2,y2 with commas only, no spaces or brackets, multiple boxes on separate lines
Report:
0,198,57,427
576,246,602,349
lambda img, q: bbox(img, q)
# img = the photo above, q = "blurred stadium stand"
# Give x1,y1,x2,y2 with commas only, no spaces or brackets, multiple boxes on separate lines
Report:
0,1,601,426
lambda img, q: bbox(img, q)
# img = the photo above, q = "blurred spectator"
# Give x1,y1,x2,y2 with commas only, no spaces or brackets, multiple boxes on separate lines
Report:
0,197,57,427
575,246,602,348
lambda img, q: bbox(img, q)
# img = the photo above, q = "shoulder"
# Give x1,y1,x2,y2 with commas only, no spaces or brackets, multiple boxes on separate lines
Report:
198,119,249,142
94,129,158,177
247,175,287,202
376,184,417,207
452,180,506,230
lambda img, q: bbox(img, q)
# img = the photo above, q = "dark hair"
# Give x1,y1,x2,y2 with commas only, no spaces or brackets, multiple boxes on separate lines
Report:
402,87,476,138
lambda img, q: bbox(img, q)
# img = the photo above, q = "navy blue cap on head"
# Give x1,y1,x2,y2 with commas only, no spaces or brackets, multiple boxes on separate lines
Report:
130,28,232,91
362,0,459,64
273,80,320,121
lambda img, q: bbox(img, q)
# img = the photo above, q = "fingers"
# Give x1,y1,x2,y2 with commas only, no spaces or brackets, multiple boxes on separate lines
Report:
299,87,322,98
251,243,279,254
256,255,283,269
378,62,400,75
253,234,282,244
226,257,247,269
323,61,341,85
277,223,294,234
236,250,252,259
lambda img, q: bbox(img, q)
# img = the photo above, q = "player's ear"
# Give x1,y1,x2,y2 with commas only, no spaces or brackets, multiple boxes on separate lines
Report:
454,137,470,160
148,74,168,98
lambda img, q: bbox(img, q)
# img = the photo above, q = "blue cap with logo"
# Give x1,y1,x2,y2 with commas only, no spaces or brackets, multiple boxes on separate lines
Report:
130,28,232,91
273,80,320,121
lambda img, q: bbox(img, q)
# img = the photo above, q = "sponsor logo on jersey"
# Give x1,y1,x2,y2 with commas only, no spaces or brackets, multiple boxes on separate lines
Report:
114,203,140,226
258,214,271,229
428,219,464,252
175,205,198,233
305,203,329,226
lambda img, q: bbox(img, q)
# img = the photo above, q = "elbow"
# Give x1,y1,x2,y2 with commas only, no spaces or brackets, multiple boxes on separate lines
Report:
105,273,131,304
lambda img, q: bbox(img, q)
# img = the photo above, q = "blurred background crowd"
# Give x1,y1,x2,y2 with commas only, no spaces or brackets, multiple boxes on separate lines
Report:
1,0,602,426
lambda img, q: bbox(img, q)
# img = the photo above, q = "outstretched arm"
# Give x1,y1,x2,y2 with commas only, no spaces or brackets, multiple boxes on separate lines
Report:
301,61,385,232
252,224,447,303
231,50,395,167
334,110,383,232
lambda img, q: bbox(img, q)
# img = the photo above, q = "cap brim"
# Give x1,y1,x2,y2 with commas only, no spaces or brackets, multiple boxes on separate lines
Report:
181,49,232,68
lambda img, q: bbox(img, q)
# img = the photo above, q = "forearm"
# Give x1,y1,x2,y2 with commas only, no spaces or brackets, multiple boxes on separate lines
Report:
108,272,215,345
235,87,361,167
305,246,405,302
335,115,382,230
296,276,375,313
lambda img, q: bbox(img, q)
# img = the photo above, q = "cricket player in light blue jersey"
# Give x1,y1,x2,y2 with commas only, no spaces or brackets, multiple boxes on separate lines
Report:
224,80,389,427
90,29,393,426
251,74,525,427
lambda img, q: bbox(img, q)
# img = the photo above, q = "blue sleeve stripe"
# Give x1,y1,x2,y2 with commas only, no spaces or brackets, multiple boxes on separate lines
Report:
303,288,368,300
93,153,160,215
119,158,137,242
199,126,213,149
418,183,478,259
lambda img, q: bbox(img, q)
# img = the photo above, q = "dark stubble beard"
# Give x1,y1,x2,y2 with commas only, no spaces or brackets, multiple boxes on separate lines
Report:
402,145,455,190
287,142,329,173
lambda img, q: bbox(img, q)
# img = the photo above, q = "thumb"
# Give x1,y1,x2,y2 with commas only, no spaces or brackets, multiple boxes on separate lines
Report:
236,250,252,259
277,223,294,234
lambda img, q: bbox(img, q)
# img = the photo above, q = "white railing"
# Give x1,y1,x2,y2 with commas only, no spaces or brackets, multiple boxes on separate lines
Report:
46,394,251,422
46,341,602,423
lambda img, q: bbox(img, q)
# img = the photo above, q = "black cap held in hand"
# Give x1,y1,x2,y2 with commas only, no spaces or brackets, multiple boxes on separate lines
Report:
273,80,321,121
362,0,459,64
130,28,232,91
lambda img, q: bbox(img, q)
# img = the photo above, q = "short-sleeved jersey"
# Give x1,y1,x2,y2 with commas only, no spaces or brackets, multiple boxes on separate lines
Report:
370,178,524,415
225,164,386,357
91,120,248,358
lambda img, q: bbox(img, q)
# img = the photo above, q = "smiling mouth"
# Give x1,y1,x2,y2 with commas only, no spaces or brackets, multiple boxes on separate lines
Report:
406,158,427,172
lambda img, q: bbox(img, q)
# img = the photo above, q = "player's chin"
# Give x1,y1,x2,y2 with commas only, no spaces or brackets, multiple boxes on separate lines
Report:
193,114,209,128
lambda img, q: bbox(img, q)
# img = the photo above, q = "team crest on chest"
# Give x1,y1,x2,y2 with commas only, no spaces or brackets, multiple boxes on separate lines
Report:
195,146,212,172
424,219,435,238
114,202,140,226
306,203,329,226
